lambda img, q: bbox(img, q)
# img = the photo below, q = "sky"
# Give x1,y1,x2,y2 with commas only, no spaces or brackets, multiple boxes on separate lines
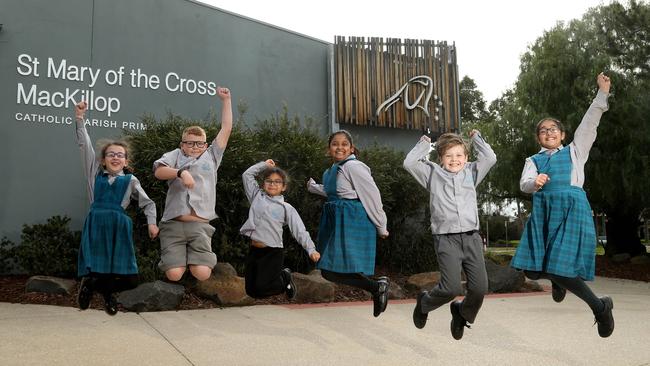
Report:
198,0,609,102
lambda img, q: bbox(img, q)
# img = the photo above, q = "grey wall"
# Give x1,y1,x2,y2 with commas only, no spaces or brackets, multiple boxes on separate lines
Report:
0,0,329,240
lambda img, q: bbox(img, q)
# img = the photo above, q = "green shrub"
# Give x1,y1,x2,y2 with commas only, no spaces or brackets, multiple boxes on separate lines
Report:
3,216,81,277
125,110,444,276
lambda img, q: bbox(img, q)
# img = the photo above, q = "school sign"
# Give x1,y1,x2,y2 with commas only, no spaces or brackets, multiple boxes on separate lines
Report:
0,0,458,243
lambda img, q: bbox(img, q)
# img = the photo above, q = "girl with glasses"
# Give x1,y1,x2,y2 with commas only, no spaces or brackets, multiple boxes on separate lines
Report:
74,101,159,315
511,73,615,337
240,160,320,300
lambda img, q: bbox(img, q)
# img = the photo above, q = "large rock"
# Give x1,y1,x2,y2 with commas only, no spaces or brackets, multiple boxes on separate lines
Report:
194,271,253,306
293,270,336,303
485,260,525,293
387,281,406,300
118,281,185,312
25,276,76,295
630,255,650,265
612,253,632,263
405,272,440,292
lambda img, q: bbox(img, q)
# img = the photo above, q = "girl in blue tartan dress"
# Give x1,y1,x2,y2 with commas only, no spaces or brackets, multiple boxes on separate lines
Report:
511,73,614,337
74,101,159,315
308,130,390,317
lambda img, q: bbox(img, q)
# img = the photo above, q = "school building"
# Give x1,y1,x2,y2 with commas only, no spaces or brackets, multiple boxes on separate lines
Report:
0,0,460,242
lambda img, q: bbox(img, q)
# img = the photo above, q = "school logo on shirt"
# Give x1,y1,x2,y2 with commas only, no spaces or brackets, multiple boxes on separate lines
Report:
270,206,284,221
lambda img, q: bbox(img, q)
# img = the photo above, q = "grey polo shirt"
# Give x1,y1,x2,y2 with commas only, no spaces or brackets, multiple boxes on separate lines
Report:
307,156,389,236
403,132,496,235
153,144,224,222
240,162,316,254
520,90,609,193
75,119,157,225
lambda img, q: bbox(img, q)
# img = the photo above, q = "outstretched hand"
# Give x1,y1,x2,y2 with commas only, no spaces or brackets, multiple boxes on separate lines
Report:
597,72,611,94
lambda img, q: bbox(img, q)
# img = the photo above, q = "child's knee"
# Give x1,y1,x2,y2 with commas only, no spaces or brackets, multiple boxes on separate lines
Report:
189,265,212,281
165,267,186,282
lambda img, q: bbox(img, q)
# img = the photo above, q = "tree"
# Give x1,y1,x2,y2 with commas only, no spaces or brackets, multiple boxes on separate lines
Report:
486,0,650,256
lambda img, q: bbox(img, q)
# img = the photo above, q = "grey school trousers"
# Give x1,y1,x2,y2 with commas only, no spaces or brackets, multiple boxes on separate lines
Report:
421,231,488,323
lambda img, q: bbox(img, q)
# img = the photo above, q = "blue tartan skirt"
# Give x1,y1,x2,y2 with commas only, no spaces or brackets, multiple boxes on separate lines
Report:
78,202,137,277
511,186,596,280
317,199,376,275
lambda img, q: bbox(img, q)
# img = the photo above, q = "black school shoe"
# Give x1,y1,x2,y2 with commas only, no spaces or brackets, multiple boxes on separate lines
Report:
594,296,614,338
373,276,390,317
551,282,566,303
77,277,93,310
412,291,428,329
283,268,297,300
104,294,118,316
450,301,470,340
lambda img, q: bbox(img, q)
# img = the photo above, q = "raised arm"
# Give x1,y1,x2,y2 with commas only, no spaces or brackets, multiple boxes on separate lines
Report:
74,101,100,201
213,87,233,150
571,73,610,162
403,135,434,189
242,160,272,203
468,130,497,186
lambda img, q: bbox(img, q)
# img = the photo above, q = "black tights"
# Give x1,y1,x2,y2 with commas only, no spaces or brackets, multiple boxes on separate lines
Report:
85,274,139,300
321,270,379,294
525,271,604,314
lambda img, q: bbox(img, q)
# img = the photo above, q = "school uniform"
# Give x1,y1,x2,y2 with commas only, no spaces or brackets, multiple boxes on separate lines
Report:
153,143,224,271
512,90,609,281
240,162,316,298
75,119,156,299
308,155,388,276
403,132,496,323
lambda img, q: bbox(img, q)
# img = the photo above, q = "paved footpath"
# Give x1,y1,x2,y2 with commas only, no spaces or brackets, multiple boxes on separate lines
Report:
1,277,649,366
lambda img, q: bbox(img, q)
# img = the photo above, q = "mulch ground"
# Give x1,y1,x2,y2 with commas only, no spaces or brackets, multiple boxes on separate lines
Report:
0,257,647,311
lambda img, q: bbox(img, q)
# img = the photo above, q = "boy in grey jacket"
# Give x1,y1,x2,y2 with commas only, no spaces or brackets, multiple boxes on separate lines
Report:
403,130,496,340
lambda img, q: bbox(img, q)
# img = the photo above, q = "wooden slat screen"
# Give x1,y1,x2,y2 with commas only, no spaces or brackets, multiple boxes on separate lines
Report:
335,36,460,134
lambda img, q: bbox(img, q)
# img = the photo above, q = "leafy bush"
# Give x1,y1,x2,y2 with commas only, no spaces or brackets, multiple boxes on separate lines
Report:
125,109,443,276
1,216,80,277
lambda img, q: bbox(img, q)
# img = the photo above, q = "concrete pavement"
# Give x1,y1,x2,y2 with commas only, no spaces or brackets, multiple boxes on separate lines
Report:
1,277,649,366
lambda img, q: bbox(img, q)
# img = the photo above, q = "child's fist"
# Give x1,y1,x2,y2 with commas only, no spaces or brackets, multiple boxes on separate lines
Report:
310,252,321,263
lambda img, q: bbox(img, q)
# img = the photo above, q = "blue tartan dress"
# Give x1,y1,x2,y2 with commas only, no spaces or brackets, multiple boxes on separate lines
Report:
316,158,377,275
78,173,138,277
511,147,596,280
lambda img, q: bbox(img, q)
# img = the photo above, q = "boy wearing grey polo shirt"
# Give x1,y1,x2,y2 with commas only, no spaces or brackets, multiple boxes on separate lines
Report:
404,129,496,340
154,87,232,282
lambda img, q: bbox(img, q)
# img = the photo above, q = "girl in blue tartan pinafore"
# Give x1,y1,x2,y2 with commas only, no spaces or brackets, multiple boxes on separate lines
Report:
511,73,614,338
308,130,390,317
74,101,159,315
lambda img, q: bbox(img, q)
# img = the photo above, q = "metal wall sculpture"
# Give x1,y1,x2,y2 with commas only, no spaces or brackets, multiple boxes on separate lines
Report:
334,36,460,134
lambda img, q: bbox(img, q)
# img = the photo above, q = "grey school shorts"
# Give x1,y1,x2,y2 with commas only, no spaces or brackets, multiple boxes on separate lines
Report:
158,220,217,272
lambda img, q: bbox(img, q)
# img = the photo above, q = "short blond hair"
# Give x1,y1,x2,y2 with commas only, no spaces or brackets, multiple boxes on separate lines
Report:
182,126,207,139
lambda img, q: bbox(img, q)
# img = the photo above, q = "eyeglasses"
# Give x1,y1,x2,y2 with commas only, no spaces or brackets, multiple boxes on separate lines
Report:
264,179,284,186
105,152,126,159
182,141,208,148
538,127,560,135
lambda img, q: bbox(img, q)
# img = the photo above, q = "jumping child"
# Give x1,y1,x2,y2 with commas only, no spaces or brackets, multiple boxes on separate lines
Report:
308,130,390,317
511,72,614,338
404,129,496,340
154,87,232,282
75,101,159,315
241,160,320,299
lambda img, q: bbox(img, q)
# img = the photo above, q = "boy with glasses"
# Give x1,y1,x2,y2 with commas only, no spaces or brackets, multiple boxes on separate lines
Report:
153,87,232,282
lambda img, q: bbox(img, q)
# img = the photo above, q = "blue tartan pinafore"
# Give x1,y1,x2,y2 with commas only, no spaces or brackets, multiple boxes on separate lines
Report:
316,158,377,275
511,147,596,280
78,173,138,277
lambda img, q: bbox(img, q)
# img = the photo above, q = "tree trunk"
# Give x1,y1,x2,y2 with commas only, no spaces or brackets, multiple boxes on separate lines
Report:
604,211,646,256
